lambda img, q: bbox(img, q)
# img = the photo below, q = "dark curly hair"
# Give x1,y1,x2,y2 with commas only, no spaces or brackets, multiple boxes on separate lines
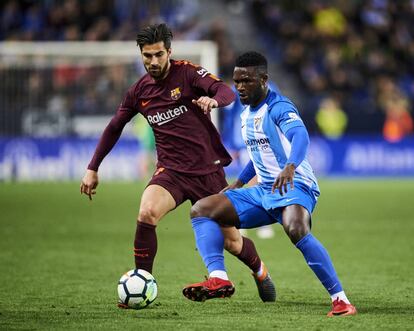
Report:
235,51,267,69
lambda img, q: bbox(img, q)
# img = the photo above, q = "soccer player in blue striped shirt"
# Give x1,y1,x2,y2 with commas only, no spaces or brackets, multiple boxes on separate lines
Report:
183,51,357,317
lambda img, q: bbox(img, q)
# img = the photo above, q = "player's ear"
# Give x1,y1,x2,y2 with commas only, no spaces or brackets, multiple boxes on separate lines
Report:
167,48,172,57
261,73,269,85
260,73,268,88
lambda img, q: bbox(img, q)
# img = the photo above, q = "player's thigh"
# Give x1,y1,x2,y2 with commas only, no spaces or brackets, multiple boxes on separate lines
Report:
185,167,228,204
139,184,176,223
281,204,311,233
262,181,317,225
191,193,239,227
224,186,274,229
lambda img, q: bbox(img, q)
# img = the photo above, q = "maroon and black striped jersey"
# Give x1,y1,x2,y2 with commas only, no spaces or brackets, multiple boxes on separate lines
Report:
88,60,235,175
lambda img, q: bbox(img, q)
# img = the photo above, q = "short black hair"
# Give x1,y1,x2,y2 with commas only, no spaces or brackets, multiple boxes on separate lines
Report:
235,51,267,70
136,23,173,50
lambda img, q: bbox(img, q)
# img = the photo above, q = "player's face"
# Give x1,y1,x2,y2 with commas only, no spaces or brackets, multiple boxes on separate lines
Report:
141,41,171,80
233,67,267,107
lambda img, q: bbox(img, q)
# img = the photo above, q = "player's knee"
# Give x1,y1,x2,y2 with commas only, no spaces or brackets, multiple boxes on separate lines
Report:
284,219,309,244
138,206,159,225
223,236,242,255
190,199,214,219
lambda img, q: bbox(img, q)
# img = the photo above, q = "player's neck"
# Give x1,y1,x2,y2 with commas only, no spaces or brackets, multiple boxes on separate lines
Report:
251,89,269,108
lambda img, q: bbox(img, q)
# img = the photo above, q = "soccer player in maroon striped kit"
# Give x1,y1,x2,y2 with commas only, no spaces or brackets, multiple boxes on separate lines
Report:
80,23,276,304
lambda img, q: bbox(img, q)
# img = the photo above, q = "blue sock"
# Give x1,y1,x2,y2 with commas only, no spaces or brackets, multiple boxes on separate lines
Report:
296,233,343,295
191,217,226,274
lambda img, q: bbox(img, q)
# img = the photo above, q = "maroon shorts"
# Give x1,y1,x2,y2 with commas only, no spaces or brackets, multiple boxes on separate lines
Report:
147,167,228,206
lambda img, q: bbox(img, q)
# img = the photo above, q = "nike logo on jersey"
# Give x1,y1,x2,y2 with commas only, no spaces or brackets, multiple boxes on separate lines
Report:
141,100,151,107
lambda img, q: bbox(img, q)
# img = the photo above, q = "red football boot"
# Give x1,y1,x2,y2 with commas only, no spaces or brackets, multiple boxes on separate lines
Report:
183,277,235,302
327,298,357,317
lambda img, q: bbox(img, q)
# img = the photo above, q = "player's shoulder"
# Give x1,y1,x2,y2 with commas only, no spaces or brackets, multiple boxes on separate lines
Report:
172,59,221,82
173,59,200,69
172,59,202,76
267,90,298,113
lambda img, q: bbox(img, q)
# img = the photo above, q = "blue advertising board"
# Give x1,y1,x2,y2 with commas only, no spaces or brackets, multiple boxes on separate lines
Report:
224,136,414,178
0,137,141,181
308,136,414,177
0,136,413,181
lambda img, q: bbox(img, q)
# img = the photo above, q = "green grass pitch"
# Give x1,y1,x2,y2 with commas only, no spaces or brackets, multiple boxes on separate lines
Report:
1,180,413,330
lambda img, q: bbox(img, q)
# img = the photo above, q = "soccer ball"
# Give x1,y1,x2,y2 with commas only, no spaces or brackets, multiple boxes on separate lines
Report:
117,269,158,309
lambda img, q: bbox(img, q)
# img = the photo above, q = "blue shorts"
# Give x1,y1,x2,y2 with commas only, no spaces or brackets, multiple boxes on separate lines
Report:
223,182,317,229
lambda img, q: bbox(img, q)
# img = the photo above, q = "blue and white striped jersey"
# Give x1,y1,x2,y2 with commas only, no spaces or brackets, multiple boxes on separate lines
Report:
240,90,320,195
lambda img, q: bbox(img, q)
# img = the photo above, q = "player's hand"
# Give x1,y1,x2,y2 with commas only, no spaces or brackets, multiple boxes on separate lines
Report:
272,163,295,195
80,169,99,201
220,179,244,193
192,97,218,114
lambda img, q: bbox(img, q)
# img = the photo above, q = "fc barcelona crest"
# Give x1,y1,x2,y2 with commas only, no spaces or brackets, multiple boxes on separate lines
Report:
170,87,181,100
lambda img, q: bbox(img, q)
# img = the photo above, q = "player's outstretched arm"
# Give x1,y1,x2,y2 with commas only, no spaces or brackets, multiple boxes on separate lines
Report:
80,169,99,201
192,96,218,114
191,79,235,114
190,64,236,112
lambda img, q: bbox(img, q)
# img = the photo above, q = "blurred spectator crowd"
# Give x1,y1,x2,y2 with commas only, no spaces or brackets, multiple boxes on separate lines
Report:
0,0,238,136
1,0,413,142
250,0,414,140
0,0,203,41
